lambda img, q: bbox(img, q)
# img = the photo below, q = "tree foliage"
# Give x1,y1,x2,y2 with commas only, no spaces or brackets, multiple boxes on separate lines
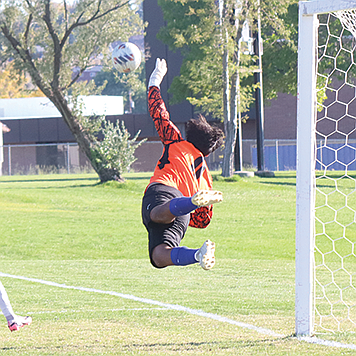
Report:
0,0,144,182
91,119,146,182
261,2,298,100
94,63,147,114
0,61,45,98
157,0,299,176
158,0,298,116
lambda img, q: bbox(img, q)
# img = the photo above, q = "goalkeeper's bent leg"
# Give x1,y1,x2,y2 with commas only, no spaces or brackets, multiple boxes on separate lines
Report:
169,196,196,216
169,190,223,216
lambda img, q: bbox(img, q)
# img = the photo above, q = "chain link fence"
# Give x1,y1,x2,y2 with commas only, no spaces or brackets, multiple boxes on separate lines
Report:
3,139,348,176
0,143,93,176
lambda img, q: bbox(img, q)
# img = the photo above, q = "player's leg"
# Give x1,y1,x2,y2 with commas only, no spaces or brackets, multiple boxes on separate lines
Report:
147,207,192,268
143,185,195,268
148,203,215,270
150,189,223,224
149,201,175,224
0,281,16,322
142,184,216,269
152,243,198,268
152,240,215,270
0,281,32,332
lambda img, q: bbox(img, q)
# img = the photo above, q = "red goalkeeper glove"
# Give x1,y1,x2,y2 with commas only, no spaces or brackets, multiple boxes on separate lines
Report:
189,206,213,229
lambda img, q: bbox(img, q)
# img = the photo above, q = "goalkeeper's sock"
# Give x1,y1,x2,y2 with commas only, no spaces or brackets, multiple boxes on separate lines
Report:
169,197,196,216
171,246,199,266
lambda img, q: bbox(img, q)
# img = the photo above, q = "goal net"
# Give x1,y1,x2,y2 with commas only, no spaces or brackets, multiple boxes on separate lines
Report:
296,0,356,336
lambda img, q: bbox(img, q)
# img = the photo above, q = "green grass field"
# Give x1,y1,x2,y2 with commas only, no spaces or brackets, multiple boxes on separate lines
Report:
0,172,355,355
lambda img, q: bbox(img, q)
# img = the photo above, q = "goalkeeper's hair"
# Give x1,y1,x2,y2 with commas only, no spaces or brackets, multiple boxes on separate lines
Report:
186,114,224,156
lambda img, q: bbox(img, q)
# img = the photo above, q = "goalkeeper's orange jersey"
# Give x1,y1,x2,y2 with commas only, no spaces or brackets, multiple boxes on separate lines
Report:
147,86,212,197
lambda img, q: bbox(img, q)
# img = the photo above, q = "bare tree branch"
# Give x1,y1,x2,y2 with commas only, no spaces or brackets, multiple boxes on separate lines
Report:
0,23,49,96
66,66,88,90
65,34,102,90
0,0,143,182
42,1,62,90
60,1,101,48
87,1,128,23
60,1,130,49
64,0,69,32
24,14,33,48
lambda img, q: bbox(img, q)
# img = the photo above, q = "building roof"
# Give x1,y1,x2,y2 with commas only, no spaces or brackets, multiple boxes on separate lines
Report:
0,96,124,120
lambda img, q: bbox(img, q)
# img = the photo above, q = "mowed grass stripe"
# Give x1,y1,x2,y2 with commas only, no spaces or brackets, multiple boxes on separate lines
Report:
0,172,355,355
0,271,284,337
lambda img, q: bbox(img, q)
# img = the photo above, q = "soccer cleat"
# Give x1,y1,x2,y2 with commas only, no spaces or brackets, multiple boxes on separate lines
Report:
195,239,215,270
191,190,223,207
8,316,32,332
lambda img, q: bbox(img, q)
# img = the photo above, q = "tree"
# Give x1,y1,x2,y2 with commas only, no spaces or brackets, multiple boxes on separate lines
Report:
94,64,147,114
157,0,298,176
0,0,144,182
92,119,145,180
261,2,298,100
0,61,45,98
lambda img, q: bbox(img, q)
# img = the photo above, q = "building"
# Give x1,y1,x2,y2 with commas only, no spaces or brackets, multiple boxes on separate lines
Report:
3,1,353,175
0,96,127,175
0,122,10,176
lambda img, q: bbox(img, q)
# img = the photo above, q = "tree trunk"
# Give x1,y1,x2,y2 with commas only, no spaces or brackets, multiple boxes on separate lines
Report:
222,69,238,177
48,92,123,182
220,1,231,177
0,5,134,183
221,15,242,177
97,168,125,183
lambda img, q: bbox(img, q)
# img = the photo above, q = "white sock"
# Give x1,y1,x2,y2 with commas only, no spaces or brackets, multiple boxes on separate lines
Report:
0,281,16,322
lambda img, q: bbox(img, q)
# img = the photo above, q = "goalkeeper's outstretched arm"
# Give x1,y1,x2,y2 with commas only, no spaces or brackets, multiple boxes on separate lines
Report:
148,58,182,145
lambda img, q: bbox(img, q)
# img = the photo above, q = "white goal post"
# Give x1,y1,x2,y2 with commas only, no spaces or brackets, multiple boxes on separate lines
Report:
296,0,356,336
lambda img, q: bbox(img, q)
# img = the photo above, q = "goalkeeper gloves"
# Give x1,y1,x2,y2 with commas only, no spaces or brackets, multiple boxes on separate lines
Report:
189,206,213,229
148,58,167,89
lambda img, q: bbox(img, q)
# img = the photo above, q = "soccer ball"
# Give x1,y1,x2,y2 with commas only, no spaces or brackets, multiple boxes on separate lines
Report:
112,42,142,73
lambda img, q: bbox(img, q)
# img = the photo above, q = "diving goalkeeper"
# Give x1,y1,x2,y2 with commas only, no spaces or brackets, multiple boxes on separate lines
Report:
141,58,224,270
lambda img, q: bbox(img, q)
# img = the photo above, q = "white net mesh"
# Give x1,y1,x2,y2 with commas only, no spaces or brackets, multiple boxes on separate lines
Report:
334,10,356,39
315,10,356,333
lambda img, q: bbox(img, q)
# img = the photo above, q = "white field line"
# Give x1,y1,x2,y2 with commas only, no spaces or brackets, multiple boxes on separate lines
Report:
2,272,356,350
298,337,356,350
0,272,282,337
27,307,169,315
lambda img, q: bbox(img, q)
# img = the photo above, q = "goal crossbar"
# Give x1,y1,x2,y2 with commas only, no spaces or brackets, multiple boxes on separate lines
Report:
300,0,356,15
